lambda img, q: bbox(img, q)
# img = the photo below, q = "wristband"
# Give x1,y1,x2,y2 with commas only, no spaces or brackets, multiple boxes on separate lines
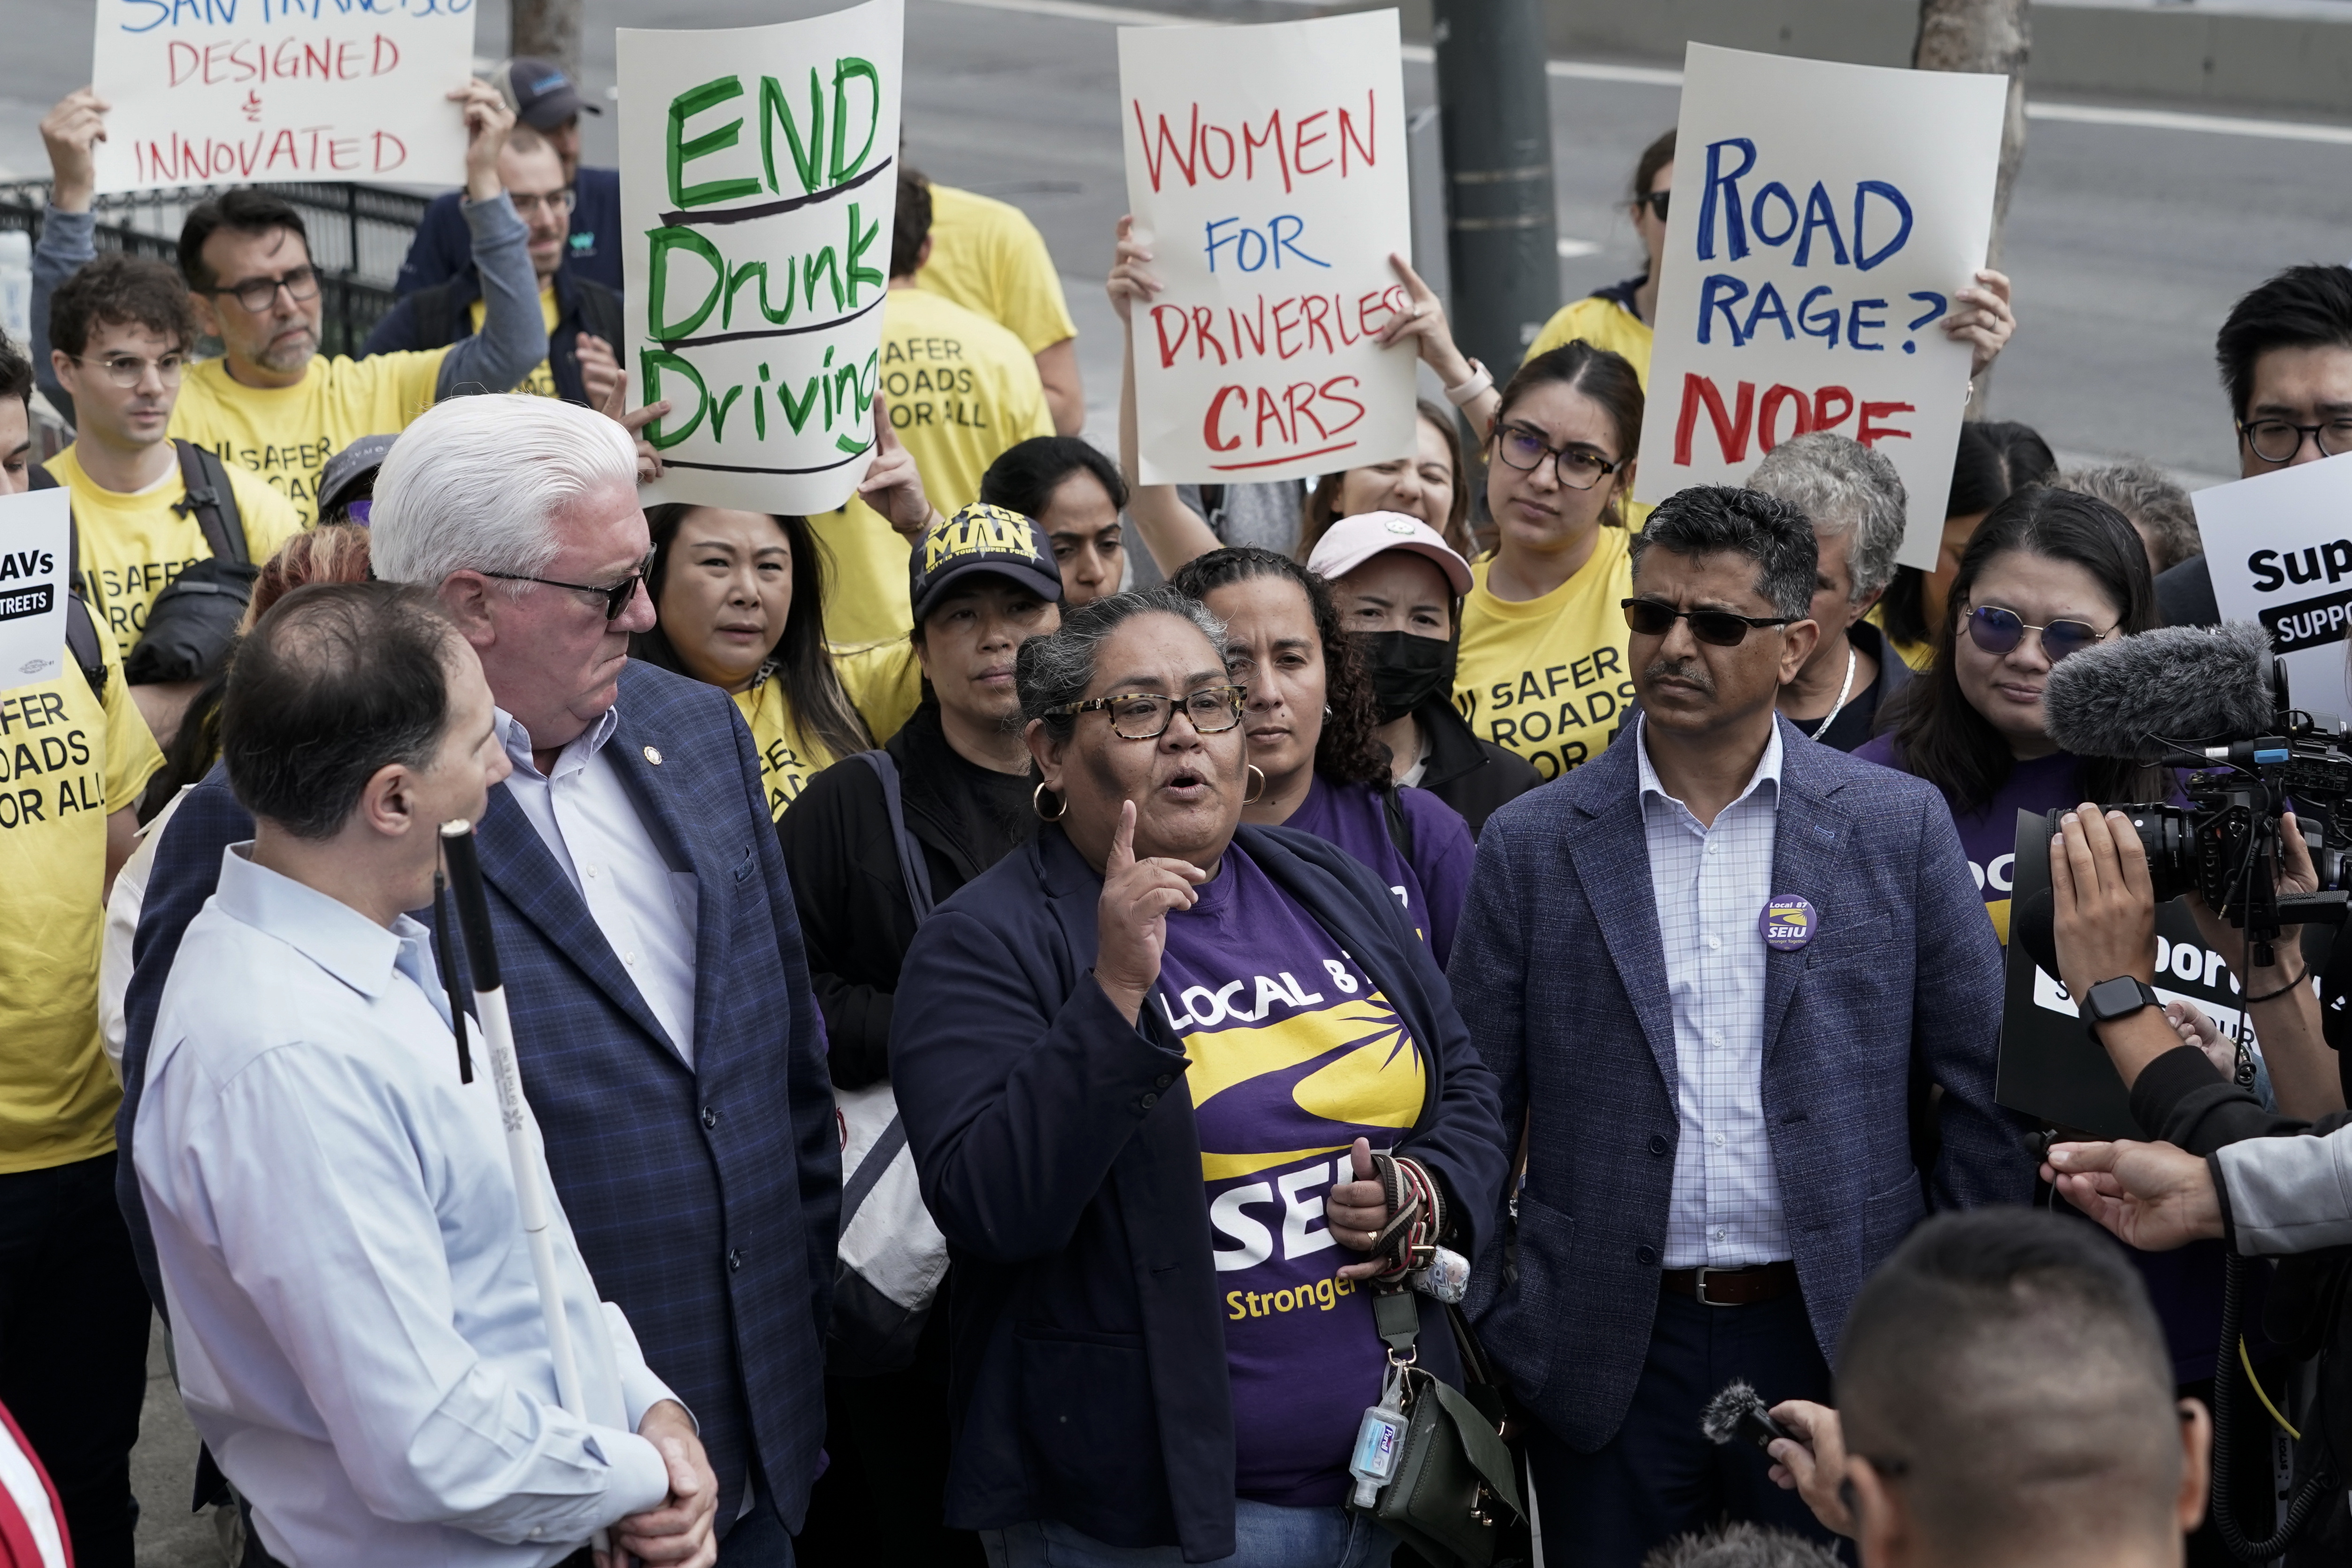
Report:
2247,968,2309,1004
1444,359,1493,409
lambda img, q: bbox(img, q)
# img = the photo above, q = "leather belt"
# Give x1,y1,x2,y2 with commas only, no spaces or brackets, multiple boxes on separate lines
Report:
1660,1261,1799,1307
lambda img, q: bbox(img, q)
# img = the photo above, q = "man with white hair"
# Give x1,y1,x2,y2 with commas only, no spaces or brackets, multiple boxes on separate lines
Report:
119,395,839,1563
1745,432,1912,752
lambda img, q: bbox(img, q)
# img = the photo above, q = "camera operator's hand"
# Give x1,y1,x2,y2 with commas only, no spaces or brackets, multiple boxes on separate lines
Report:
2041,1139,2223,1250
2184,808,2319,963
2052,803,2182,1087
1766,1399,1854,1538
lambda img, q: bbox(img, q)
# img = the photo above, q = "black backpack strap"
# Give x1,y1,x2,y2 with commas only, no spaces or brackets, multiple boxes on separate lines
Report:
853,749,935,923
577,277,625,361
171,440,248,565
1382,784,1416,863
29,465,106,698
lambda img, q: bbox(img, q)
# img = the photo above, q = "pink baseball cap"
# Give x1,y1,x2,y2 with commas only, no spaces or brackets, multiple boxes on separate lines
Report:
1305,511,1473,596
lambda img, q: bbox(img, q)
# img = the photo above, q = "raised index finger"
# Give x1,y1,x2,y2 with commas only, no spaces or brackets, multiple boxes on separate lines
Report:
1106,797,1137,875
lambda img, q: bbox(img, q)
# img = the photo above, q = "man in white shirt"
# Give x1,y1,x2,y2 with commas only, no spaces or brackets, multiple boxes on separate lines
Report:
136,581,717,1567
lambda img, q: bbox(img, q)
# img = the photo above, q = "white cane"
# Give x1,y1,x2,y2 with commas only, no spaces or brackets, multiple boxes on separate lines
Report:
440,820,619,1562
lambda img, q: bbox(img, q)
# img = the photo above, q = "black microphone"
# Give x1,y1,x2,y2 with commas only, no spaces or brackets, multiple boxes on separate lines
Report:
1701,1379,1794,1457
2042,622,2277,762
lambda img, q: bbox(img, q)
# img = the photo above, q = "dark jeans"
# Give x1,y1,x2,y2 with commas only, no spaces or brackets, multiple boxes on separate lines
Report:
794,1288,980,1568
0,1151,154,1568
1524,1287,1844,1568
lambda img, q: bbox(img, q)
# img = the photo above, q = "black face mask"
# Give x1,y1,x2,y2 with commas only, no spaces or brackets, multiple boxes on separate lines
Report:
1364,630,1458,724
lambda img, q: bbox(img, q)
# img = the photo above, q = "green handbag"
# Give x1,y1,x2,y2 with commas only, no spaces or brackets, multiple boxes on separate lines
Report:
1350,1289,1526,1568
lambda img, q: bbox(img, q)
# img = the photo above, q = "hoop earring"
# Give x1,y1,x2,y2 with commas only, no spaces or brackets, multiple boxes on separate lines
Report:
1243,765,1267,805
1032,781,1066,822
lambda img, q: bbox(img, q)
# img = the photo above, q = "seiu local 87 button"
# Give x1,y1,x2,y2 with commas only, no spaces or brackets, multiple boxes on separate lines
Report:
1759,894,1817,952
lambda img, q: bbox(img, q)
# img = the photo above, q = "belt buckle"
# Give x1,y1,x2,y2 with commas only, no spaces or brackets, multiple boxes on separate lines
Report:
1694,1266,1734,1307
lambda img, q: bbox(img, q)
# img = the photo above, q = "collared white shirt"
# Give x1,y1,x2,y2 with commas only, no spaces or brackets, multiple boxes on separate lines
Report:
497,706,699,1064
1636,716,1793,1268
136,847,678,1568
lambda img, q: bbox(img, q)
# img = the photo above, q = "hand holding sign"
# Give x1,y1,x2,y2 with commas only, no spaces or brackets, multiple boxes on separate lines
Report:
39,89,109,214
1946,268,2015,378
452,79,516,204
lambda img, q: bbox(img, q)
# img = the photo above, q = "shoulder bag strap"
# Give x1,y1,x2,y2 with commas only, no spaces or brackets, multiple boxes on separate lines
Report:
853,748,935,923
171,441,247,565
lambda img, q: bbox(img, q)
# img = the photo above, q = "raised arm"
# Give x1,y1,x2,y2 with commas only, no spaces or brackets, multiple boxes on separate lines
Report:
1108,215,1223,576
433,81,548,400
32,89,107,406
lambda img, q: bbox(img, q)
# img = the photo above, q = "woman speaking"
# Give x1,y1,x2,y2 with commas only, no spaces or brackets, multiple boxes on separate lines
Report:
889,589,1508,1568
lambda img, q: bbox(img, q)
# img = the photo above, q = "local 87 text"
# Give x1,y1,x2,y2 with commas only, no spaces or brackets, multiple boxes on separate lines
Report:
1669,136,1955,466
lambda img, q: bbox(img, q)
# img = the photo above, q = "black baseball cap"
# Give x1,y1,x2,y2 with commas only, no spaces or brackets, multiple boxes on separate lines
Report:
493,57,600,130
909,503,1062,625
317,433,398,521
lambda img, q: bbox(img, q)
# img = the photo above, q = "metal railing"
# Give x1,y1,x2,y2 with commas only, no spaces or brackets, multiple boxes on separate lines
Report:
0,180,432,358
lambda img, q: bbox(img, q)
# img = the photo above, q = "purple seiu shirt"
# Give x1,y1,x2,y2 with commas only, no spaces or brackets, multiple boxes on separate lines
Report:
1154,841,1429,1505
1283,775,1474,967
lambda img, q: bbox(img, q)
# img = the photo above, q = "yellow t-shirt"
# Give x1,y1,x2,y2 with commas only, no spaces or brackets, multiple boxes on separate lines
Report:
918,185,1079,355
1453,526,1636,780
810,288,1055,646
0,615,165,1172
169,350,446,524
1865,602,1934,671
1526,293,1653,387
733,675,847,822
469,284,563,399
46,446,307,661
833,636,923,745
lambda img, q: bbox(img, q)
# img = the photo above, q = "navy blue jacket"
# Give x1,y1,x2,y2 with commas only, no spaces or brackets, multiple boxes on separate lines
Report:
116,661,838,1530
891,822,1509,1562
397,165,623,296
1451,715,2032,1452
363,261,623,406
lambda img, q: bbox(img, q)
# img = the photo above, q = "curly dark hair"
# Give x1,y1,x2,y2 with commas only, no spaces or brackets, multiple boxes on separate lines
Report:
1169,546,1390,787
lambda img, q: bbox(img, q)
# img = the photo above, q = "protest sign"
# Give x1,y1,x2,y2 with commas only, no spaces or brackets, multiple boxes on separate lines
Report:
1118,9,1414,486
0,487,70,697
1993,810,2299,1138
621,0,902,515
2197,452,2352,731
88,0,476,196
1634,44,2006,568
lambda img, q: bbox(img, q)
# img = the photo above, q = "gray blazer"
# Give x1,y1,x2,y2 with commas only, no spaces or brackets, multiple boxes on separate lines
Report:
1450,714,2032,1451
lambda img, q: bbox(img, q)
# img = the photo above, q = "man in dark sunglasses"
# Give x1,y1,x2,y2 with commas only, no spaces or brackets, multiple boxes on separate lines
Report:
1451,485,2029,1566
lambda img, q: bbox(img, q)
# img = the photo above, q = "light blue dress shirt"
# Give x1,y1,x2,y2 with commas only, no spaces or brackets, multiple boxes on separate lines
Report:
496,706,699,1063
1636,717,1793,1269
136,846,679,1568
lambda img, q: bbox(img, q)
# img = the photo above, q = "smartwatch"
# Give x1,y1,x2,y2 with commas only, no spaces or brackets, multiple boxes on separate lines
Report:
2082,976,2163,1040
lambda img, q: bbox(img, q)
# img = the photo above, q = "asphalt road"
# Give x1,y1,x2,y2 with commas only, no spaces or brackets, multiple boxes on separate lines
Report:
3,1,2350,1561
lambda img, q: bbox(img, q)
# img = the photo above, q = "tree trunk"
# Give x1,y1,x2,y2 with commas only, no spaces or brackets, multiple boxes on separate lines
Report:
510,0,584,81
1914,0,2028,415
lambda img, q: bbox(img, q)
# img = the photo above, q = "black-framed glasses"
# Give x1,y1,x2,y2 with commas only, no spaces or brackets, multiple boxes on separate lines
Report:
72,351,183,388
212,264,320,314
1056,685,1246,740
481,552,653,621
1622,598,1795,646
1492,422,1622,492
1639,189,1670,222
2239,417,2352,465
510,189,578,220
1964,604,2110,663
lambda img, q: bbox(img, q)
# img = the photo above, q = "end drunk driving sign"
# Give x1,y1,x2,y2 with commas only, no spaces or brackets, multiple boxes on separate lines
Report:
621,0,903,515
1118,9,1415,486
1634,44,2006,568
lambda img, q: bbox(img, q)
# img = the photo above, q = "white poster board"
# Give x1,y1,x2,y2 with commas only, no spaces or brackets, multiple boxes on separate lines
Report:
1118,9,1414,486
88,0,476,195
1634,44,2006,568
0,488,72,696
2197,452,2352,728
621,0,903,515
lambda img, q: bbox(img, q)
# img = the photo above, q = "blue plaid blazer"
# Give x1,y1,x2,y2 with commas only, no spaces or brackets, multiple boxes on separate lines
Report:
116,660,839,1530
1449,715,2033,1452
